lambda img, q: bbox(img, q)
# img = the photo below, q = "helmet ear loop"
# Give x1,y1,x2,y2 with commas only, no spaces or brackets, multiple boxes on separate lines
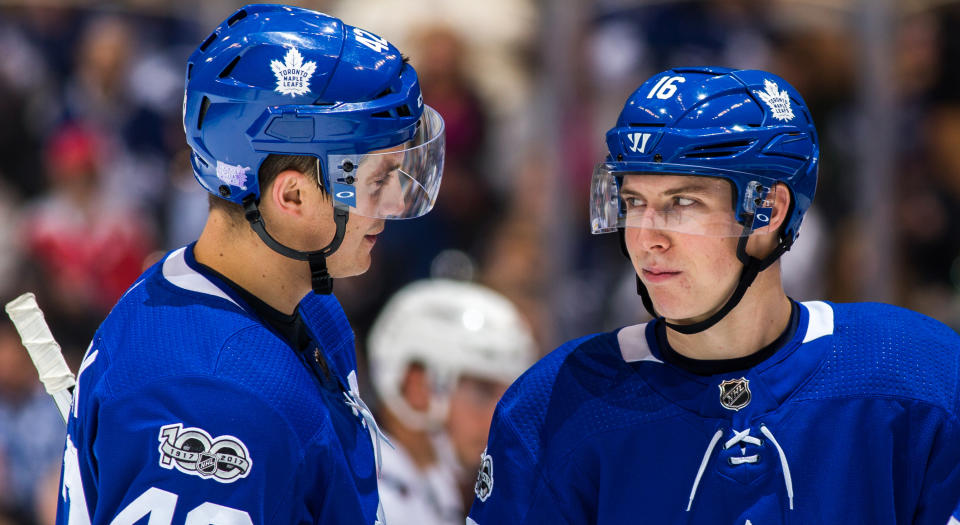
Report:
241,160,350,295
665,218,792,334
624,217,791,335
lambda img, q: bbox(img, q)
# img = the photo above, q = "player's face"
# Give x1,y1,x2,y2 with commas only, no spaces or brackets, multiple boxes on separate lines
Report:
322,211,384,278
316,146,407,278
289,182,384,279
622,174,742,322
352,147,407,218
446,375,509,470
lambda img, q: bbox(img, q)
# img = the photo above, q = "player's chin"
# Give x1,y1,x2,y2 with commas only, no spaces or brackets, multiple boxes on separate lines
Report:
648,294,699,321
343,254,373,278
326,248,373,279
658,299,722,326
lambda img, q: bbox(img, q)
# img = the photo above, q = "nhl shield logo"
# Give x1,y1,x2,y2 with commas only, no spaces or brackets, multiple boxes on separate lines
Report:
718,377,751,411
474,448,494,502
197,452,217,476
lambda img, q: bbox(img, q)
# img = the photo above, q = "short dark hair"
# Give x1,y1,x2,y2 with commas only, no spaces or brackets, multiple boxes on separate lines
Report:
207,154,323,221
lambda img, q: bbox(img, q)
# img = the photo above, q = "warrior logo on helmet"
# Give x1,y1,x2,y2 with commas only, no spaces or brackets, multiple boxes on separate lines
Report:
475,448,494,502
756,79,794,122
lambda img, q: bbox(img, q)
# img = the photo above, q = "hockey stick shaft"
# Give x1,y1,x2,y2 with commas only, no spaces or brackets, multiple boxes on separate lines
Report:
5,293,75,423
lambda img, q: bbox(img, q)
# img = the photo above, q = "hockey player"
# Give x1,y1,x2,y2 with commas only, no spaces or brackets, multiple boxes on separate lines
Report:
468,67,960,524
367,280,536,525
56,5,444,525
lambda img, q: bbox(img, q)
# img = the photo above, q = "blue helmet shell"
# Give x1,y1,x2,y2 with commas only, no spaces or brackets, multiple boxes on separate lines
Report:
605,67,818,242
183,4,424,204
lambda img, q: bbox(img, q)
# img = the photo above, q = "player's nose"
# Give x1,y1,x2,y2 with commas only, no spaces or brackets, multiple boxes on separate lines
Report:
634,225,671,252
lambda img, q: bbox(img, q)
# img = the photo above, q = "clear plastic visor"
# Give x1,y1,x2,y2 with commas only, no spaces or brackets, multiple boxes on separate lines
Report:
327,105,445,219
589,163,778,237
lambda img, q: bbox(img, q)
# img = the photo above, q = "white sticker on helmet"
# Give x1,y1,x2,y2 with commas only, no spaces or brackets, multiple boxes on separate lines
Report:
215,161,249,189
271,47,316,97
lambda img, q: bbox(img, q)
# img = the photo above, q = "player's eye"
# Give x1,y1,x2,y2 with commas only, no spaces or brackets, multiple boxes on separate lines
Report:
674,196,697,207
623,197,645,208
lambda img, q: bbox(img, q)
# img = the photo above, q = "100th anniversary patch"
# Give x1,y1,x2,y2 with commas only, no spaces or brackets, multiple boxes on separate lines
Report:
158,423,251,483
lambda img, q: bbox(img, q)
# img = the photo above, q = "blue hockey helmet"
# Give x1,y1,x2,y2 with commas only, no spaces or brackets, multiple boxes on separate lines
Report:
591,67,817,243
183,4,445,220
596,67,819,334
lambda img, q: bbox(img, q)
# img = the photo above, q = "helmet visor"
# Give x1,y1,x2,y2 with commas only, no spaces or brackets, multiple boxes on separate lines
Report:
327,105,445,219
589,162,779,237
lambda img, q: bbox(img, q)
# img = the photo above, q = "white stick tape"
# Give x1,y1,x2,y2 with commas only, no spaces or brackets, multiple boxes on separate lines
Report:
5,292,76,396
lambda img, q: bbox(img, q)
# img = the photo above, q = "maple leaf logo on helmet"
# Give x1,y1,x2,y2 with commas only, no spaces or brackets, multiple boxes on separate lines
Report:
271,47,316,97
756,79,794,122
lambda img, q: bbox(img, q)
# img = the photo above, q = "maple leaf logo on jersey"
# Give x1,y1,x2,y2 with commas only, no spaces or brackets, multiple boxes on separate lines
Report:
756,79,794,122
271,47,316,97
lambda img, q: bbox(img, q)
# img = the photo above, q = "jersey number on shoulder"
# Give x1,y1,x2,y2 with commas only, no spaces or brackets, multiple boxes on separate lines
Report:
61,436,253,524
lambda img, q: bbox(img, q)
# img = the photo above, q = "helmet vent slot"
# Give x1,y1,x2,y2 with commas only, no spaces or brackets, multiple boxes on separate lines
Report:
199,31,218,52
187,63,193,80
376,87,394,99
396,105,412,118
682,139,754,159
371,110,393,119
227,10,248,26
197,96,211,130
219,55,242,78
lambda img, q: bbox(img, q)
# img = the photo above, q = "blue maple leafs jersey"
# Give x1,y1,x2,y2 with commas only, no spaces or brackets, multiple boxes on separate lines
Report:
468,301,960,524
55,245,384,525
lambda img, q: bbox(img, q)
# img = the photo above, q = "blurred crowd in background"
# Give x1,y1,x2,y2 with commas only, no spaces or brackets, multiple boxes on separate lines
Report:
1,0,959,523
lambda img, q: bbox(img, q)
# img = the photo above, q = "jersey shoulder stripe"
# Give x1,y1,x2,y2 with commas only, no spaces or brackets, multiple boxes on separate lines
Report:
796,301,960,414
91,246,344,444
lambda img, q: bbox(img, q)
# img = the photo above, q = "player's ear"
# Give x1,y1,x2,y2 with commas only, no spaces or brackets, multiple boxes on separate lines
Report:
767,182,792,231
269,169,306,215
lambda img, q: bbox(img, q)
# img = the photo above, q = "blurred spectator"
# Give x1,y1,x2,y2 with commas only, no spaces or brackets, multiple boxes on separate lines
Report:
0,181,24,297
63,14,173,214
0,314,64,525
20,123,155,354
898,102,960,329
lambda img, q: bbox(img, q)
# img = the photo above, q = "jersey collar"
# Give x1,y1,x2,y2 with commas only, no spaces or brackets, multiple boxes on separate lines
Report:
619,301,835,421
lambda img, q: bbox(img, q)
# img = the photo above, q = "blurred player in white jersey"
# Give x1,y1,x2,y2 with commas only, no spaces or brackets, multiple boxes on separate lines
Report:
368,280,536,524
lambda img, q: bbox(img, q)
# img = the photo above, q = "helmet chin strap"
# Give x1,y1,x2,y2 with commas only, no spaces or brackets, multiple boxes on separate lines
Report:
620,220,791,335
242,196,349,295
